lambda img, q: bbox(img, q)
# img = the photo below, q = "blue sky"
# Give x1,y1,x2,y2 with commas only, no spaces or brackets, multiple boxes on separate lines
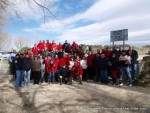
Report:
4,0,150,47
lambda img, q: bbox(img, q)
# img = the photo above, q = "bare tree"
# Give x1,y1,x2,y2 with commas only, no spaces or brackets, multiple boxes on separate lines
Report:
14,36,30,51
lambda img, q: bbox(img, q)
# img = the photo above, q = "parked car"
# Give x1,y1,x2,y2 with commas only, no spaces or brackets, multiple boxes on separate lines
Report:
0,52,10,60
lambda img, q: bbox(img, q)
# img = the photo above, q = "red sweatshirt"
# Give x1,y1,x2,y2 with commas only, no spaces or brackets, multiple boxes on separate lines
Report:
37,43,44,51
87,54,94,67
32,47,38,55
71,65,83,76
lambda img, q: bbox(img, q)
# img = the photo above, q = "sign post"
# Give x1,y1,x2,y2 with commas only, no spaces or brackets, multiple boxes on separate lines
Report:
110,29,128,50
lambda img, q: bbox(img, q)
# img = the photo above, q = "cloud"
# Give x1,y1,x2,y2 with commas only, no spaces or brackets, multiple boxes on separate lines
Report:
23,0,150,46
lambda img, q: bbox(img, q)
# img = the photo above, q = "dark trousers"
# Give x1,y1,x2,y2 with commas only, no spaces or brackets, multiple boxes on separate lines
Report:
82,69,87,81
33,71,40,84
45,72,48,82
87,67,94,80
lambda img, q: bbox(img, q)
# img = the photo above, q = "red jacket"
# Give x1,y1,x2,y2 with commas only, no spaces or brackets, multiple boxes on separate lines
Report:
71,65,83,76
46,42,51,51
72,42,78,48
48,64,56,72
32,47,38,55
65,56,71,67
59,57,67,68
104,50,112,60
75,60,80,66
53,58,59,72
37,43,44,51
45,59,50,73
56,44,62,51
50,42,57,51
87,54,94,67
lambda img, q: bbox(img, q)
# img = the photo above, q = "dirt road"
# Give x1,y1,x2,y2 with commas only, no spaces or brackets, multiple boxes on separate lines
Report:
0,82,150,113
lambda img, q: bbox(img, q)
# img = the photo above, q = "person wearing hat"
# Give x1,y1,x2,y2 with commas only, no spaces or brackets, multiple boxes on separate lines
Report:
69,62,83,85
119,51,132,86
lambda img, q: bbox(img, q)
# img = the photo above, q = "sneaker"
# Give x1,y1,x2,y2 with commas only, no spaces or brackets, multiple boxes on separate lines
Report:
129,84,132,87
120,83,124,86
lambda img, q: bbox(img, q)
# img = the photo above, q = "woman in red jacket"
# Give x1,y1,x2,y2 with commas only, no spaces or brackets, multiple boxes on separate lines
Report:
69,62,83,85
45,56,51,82
48,60,56,84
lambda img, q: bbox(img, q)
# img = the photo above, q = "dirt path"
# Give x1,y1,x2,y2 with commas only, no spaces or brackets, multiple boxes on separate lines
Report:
0,81,150,113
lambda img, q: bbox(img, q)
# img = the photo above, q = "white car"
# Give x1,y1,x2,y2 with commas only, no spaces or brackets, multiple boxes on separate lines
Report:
0,52,10,60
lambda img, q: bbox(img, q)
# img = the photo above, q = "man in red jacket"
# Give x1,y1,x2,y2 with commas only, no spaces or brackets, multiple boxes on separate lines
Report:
69,62,83,85
50,40,57,51
104,47,112,60
59,54,67,68
56,42,62,52
32,44,38,56
72,41,78,53
37,40,44,54
46,40,51,51
87,52,95,81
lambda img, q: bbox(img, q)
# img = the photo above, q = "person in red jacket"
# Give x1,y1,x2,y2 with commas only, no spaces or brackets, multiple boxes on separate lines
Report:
50,40,57,51
48,60,56,84
46,40,51,51
69,62,83,85
87,52,95,81
26,49,33,58
65,53,71,67
104,47,112,60
56,42,62,52
37,40,44,54
53,55,59,82
45,56,51,82
32,44,38,56
72,41,78,53
59,54,67,68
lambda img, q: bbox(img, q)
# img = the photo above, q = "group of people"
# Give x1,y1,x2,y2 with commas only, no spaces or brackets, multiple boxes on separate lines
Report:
13,40,138,90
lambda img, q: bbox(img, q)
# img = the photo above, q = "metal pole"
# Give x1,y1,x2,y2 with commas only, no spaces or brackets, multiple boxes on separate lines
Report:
112,41,114,47
123,40,125,50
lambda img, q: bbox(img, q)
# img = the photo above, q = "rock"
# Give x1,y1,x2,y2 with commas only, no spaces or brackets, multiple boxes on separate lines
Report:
0,59,11,75
143,56,150,61
0,75,13,83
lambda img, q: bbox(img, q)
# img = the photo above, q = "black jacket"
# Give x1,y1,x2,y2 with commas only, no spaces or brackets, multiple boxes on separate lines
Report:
110,58,118,70
17,57,26,70
59,67,69,77
24,58,32,71
127,49,138,64
99,57,109,70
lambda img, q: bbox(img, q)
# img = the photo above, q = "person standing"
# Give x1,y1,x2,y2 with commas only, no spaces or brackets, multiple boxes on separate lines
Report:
14,54,23,90
110,53,119,85
32,56,41,84
119,51,132,86
80,56,88,81
24,54,32,86
127,46,138,80
99,54,109,84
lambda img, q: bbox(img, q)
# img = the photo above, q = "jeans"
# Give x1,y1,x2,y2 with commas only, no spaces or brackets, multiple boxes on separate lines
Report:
24,70,31,86
130,63,137,79
100,69,108,84
120,66,132,85
49,72,55,83
15,70,25,90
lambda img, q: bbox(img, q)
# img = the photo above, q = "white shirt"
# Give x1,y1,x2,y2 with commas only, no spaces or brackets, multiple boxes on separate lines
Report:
80,60,87,69
69,61,74,70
